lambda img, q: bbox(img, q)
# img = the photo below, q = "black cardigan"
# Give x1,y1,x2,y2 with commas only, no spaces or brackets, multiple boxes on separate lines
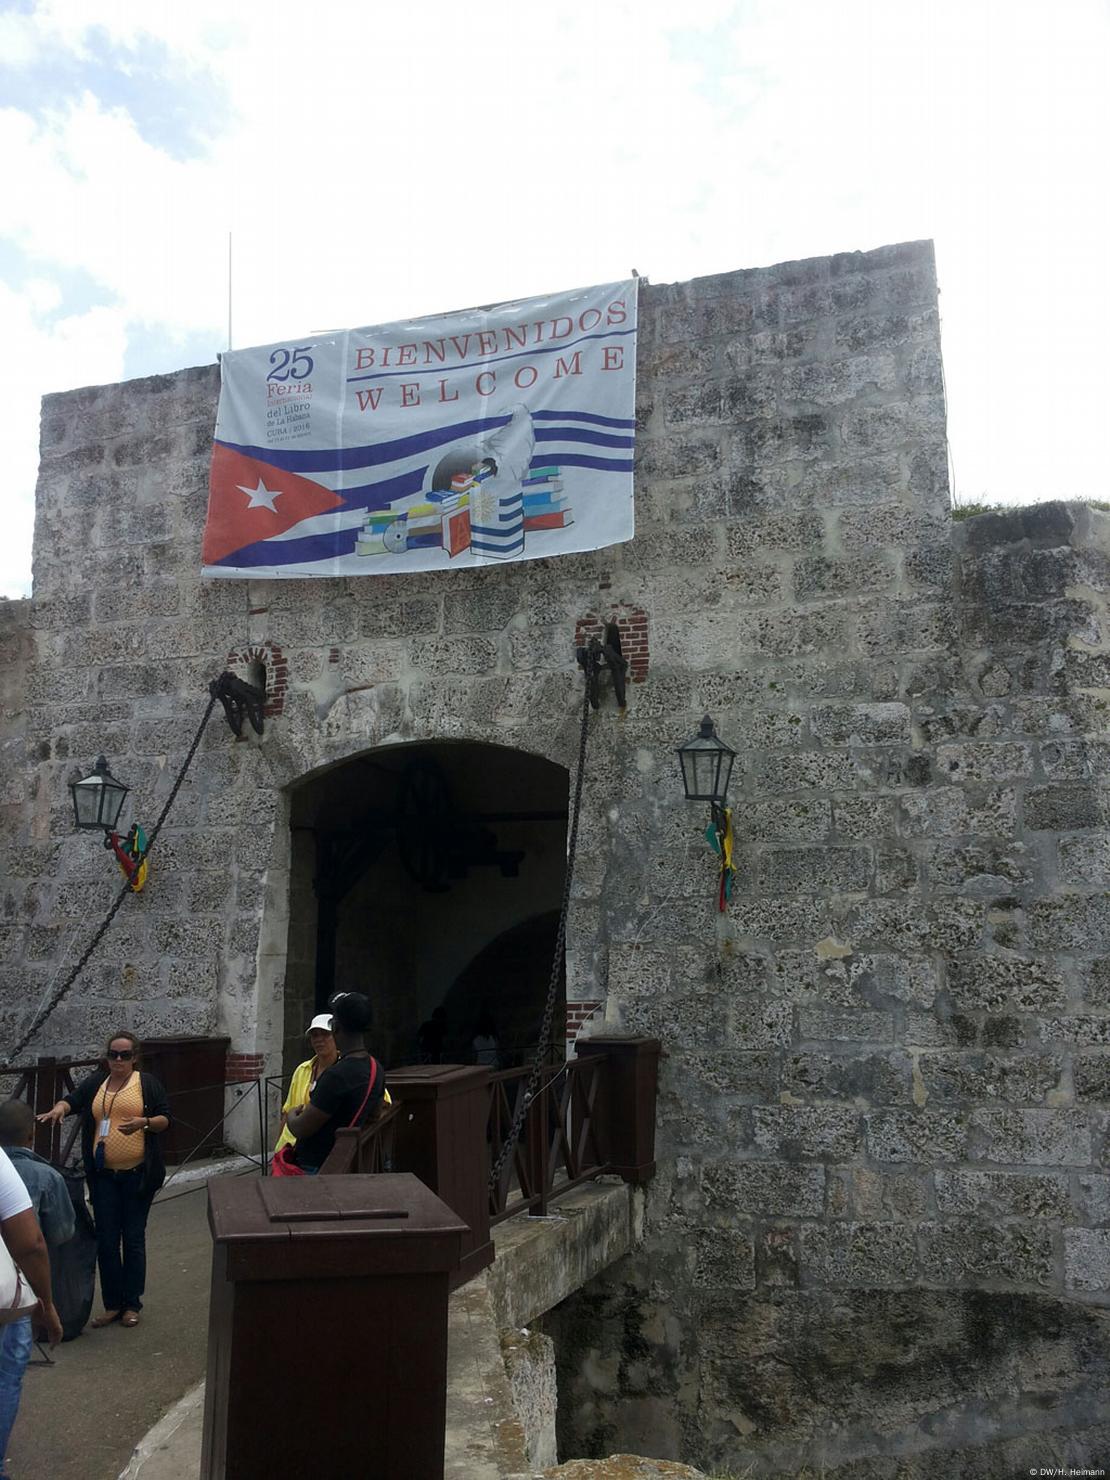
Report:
64,1069,171,1196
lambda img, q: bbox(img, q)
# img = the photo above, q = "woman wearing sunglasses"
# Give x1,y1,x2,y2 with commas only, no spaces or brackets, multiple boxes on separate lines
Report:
37,1031,170,1329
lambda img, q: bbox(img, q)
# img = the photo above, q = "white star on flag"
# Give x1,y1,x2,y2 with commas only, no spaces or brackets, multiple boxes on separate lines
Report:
237,478,283,512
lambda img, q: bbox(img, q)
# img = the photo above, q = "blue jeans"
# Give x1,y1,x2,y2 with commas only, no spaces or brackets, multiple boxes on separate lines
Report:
90,1168,154,1312
0,1316,32,1477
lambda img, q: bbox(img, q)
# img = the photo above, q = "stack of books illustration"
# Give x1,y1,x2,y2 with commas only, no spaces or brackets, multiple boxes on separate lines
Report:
521,467,571,531
465,464,523,561
353,459,570,560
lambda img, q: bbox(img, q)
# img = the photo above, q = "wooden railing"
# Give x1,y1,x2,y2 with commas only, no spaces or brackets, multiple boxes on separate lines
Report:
1,1056,100,1165
386,1037,660,1289
487,1054,608,1223
319,1100,402,1174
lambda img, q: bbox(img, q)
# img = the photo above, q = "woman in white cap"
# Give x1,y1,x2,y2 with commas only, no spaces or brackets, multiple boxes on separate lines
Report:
274,1014,337,1154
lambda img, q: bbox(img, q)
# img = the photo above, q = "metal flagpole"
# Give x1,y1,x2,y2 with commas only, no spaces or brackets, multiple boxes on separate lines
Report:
227,231,233,351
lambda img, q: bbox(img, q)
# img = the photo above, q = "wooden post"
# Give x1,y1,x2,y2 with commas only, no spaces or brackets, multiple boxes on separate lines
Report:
528,1084,548,1216
31,1057,58,1161
387,1065,493,1287
574,1036,661,1185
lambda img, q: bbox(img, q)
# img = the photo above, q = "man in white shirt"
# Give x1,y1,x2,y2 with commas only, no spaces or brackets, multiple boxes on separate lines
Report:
0,1144,61,1480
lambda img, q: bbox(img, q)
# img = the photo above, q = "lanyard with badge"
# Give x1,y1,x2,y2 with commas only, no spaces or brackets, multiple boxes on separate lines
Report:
95,1076,131,1168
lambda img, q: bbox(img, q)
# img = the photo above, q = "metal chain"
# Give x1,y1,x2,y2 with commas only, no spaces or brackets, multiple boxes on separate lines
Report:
5,690,221,1065
488,659,593,1192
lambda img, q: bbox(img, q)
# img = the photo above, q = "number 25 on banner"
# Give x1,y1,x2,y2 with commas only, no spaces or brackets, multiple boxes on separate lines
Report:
267,346,314,381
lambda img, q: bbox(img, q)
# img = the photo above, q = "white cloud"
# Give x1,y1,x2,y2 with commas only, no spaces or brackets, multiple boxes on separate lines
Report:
1,284,128,596
2,0,1109,590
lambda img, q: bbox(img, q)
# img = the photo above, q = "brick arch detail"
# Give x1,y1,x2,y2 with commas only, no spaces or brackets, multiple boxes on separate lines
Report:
225,641,288,719
574,603,649,684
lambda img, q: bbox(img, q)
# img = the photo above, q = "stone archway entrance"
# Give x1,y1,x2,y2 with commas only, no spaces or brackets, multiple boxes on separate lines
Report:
282,741,568,1075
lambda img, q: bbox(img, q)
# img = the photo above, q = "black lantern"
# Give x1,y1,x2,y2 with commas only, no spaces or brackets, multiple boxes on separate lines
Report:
70,755,128,833
677,715,736,817
69,756,148,891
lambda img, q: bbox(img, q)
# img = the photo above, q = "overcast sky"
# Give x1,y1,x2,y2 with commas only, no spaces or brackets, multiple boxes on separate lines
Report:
1,0,1107,597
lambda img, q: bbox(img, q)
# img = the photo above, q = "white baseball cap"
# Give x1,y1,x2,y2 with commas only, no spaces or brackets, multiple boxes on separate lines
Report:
307,1014,334,1034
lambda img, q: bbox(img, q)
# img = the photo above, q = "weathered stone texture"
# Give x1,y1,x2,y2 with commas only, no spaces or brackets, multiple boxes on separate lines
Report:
5,241,1110,1474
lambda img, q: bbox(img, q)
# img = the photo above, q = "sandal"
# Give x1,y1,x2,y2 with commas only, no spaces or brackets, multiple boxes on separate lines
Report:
120,1311,140,1328
90,1310,121,1328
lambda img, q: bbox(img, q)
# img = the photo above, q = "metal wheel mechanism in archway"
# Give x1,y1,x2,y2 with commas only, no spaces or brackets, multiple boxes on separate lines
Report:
395,757,453,893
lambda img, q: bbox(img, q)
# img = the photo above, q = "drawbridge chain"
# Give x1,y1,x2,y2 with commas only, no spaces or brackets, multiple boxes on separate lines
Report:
487,650,597,1194
4,677,246,1065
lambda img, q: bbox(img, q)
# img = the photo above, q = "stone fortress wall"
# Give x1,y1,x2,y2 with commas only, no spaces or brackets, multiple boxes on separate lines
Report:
2,240,1109,1471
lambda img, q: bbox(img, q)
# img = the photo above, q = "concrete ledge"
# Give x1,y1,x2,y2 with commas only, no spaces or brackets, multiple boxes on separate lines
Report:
487,1179,641,1330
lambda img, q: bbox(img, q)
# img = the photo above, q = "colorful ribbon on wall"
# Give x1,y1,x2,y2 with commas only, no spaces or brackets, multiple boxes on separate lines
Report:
704,807,734,912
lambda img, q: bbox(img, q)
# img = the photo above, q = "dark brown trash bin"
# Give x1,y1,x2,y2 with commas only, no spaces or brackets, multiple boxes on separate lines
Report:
202,1173,467,1480
140,1035,229,1165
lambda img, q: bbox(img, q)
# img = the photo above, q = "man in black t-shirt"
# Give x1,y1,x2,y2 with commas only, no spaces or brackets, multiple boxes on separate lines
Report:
283,993,385,1171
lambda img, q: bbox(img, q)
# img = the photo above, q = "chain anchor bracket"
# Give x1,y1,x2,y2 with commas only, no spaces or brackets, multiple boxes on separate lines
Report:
210,670,267,737
576,623,628,711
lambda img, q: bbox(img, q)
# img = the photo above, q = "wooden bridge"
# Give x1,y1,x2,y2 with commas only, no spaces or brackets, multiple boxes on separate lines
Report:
321,1034,660,1289
7,1035,660,1478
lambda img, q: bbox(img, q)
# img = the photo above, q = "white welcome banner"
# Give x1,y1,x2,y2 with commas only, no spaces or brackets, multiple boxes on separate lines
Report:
202,280,637,578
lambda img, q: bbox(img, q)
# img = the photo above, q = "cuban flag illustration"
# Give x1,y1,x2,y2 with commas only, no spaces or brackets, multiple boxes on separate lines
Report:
201,279,637,579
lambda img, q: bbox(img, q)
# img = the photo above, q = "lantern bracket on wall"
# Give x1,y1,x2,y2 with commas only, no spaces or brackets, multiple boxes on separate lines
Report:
210,670,267,737
676,714,736,827
576,624,628,711
69,756,149,891
676,714,738,913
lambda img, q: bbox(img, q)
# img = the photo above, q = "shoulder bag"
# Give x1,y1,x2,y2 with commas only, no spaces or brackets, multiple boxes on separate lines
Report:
0,1237,38,1326
271,1057,379,1177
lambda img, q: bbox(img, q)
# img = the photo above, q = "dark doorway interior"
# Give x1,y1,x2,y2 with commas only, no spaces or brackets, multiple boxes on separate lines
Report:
283,742,568,1077
443,910,564,1067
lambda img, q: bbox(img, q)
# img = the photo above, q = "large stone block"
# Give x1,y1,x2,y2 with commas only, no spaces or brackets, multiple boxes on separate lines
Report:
919,1051,1064,1105
1028,893,1110,951
677,1050,781,1099
692,1228,756,1291
703,1161,825,1216
798,1222,918,1287
865,1110,968,1163
759,846,871,894
798,1007,893,1042
898,785,1017,839
1058,834,1110,886
927,839,1035,894
970,1109,1092,1167
780,353,899,408
1064,1228,1110,1292
754,750,865,792
751,1106,862,1160
839,897,983,954
736,799,831,845
919,1221,1055,1288
1074,1051,1110,1102
934,1168,1072,1219
945,954,1067,1013
934,742,1035,784
1076,958,1110,1009
1025,785,1110,831
809,702,911,745
783,1050,914,1105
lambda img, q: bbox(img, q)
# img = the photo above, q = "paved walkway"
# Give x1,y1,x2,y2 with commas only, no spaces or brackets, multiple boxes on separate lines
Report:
6,1166,250,1480
9,1173,635,1479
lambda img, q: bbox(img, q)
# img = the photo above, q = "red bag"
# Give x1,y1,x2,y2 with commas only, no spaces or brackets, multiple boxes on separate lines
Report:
270,1143,304,1178
271,1057,379,1176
